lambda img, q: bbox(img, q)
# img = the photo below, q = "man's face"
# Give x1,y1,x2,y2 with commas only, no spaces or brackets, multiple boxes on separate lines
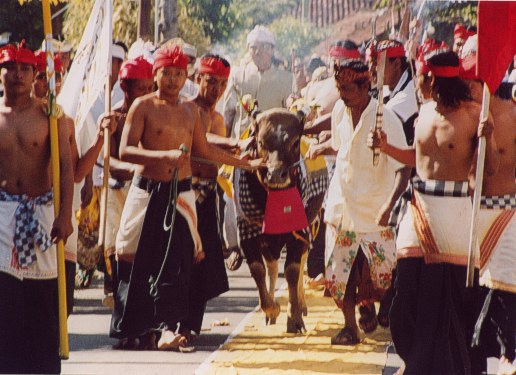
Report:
383,57,398,87
1,62,35,96
111,57,123,86
32,70,48,98
125,78,154,103
249,42,273,72
416,72,431,101
453,38,465,55
156,66,187,96
197,73,228,106
335,73,368,108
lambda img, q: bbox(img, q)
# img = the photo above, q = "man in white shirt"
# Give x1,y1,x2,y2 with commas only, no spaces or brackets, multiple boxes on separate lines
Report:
320,59,411,345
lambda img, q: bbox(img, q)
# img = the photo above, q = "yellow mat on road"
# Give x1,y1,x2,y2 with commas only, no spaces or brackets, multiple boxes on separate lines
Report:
201,288,391,375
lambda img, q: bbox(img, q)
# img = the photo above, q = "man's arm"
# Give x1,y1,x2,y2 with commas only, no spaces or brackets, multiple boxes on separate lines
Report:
119,99,186,168
376,166,412,226
304,113,332,135
52,115,74,242
367,129,416,167
191,106,262,170
305,138,338,159
477,112,499,176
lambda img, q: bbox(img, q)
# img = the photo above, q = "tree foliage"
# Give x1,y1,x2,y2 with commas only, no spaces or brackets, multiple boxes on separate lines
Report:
1,1,48,49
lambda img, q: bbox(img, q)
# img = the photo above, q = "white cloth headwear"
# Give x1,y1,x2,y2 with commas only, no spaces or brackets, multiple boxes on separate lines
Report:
182,43,197,58
112,43,126,61
246,25,275,46
41,38,72,53
128,38,155,64
460,34,477,59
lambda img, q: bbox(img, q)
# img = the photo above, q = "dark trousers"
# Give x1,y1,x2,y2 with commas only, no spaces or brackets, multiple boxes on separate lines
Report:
65,260,75,316
0,272,60,374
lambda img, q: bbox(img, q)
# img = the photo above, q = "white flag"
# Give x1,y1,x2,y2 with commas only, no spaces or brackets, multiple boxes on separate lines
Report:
58,0,112,134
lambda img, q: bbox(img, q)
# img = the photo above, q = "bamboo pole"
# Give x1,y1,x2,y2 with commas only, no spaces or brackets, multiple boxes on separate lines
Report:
466,84,490,287
41,0,69,360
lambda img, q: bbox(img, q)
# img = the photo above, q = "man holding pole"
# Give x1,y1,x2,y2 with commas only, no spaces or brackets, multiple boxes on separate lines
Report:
0,42,73,374
370,49,499,374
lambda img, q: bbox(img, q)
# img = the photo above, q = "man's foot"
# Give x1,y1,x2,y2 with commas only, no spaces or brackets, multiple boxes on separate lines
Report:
138,332,157,350
225,248,244,271
498,356,516,375
331,326,360,346
358,304,378,333
157,330,189,352
306,273,326,289
112,338,138,350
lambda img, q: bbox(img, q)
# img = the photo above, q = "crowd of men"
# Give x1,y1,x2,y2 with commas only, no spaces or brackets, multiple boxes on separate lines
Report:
0,17,515,375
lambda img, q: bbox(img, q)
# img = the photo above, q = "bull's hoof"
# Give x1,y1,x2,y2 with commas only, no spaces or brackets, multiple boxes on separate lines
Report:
286,316,306,334
264,301,280,326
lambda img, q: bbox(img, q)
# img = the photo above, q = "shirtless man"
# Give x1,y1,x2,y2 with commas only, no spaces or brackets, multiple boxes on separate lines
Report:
0,43,73,374
178,54,232,343
110,44,261,351
459,36,516,373
369,50,498,374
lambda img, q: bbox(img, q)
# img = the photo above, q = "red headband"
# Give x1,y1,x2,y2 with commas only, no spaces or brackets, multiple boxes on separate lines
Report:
0,42,36,68
335,67,371,84
34,50,65,73
377,41,406,58
329,46,361,60
119,56,153,80
454,24,475,41
416,40,450,75
153,45,189,73
428,64,460,78
199,57,230,78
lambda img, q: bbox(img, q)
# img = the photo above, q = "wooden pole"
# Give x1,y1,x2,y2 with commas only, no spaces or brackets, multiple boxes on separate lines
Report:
41,0,69,360
466,84,490,287
373,50,386,166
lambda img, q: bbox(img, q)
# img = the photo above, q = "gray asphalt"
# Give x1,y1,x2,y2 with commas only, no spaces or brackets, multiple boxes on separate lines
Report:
62,262,263,375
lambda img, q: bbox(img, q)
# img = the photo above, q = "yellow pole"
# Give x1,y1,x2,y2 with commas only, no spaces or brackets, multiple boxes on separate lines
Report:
41,0,69,359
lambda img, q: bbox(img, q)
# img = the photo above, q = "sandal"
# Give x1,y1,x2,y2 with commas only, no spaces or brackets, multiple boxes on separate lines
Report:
331,326,360,346
306,273,326,289
225,248,244,271
358,304,378,333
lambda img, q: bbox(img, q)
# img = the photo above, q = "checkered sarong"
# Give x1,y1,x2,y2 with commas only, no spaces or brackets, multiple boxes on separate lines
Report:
388,176,469,227
481,194,516,209
236,159,328,241
0,190,54,267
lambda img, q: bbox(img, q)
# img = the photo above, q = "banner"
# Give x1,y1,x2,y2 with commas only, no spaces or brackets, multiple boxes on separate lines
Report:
476,1,516,93
57,0,112,134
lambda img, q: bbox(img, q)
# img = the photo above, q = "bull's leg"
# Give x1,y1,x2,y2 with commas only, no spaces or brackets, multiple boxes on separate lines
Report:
242,239,280,326
285,237,307,333
264,258,279,324
298,250,308,317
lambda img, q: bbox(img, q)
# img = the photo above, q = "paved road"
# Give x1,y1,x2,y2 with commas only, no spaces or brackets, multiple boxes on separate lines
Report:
62,262,262,375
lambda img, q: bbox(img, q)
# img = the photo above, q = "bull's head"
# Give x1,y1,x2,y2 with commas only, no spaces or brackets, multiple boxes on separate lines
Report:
252,109,304,190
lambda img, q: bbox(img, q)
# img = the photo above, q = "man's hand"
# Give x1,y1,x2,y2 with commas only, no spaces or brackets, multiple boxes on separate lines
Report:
305,143,325,160
242,157,266,171
97,112,118,138
164,149,189,168
478,118,494,139
375,202,393,227
194,250,206,264
367,129,387,151
318,130,331,144
238,136,255,153
50,215,73,244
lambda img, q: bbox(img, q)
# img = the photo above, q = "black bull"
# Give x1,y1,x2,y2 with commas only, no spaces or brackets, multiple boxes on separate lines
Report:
234,109,328,333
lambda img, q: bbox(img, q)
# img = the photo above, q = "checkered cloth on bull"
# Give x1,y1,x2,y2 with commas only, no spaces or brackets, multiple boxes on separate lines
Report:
0,190,54,267
235,158,328,242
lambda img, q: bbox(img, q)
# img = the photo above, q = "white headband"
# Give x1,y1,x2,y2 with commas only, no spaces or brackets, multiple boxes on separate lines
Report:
247,25,275,46
112,44,126,61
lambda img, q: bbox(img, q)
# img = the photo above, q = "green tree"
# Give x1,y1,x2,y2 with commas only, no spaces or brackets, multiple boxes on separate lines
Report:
1,1,50,49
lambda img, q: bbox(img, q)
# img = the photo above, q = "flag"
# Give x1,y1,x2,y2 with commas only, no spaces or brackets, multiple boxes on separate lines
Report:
476,1,516,93
57,0,112,134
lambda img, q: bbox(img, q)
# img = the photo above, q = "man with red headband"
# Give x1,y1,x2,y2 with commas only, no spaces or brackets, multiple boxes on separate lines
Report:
370,49,498,374
32,50,65,99
0,42,74,374
307,59,409,346
110,43,262,352
174,54,233,343
459,36,516,374
376,39,419,146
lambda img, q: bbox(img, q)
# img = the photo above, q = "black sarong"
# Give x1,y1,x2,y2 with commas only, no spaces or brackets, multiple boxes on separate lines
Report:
0,272,60,374
181,188,229,334
390,261,479,375
110,179,194,339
